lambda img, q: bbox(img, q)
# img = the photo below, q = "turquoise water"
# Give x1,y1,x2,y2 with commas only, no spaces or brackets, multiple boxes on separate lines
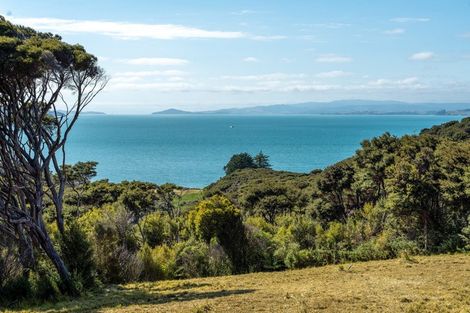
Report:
67,115,461,187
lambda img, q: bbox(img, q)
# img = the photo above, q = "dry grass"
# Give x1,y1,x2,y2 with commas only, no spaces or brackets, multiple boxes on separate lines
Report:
9,254,470,313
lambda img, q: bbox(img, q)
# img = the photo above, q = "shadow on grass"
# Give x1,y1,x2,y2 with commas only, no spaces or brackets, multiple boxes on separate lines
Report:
11,286,256,313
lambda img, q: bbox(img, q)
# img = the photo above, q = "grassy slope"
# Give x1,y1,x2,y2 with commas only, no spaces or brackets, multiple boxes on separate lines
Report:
11,254,470,313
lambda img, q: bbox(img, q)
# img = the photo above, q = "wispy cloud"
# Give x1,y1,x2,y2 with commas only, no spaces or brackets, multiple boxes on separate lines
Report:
243,57,259,62
250,35,287,41
231,10,257,16
384,28,405,35
114,70,188,77
367,77,424,89
316,70,352,78
315,54,352,63
460,32,470,38
9,17,245,40
118,58,189,66
390,17,430,23
409,52,434,61
220,73,306,81
9,16,286,41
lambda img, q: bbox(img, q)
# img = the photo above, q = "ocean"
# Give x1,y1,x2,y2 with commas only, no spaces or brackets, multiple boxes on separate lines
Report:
67,115,461,188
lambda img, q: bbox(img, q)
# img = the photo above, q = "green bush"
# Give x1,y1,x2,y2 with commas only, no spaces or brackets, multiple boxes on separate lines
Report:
140,212,171,248
189,195,248,273
173,239,211,278
30,270,60,303
0,275,32,304
59,222,96,289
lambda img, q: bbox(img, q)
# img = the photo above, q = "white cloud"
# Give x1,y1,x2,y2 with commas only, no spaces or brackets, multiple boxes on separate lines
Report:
409,52,434,61
460,32,470,38
390,17,430,23
316,70,352,78
367,77,423,89
221,73,306,81
243,57,259,62
119,58,189,66
9,17,245,40
250,35,287,41
114,70,188,77
8,16,286,42
384,28,405,35
315,54,352,63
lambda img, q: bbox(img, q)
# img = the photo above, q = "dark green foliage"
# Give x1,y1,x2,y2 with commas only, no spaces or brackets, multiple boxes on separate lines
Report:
421,117,470,140
189,196,248,273
254,151,271,169
0,275,32,304
59,223,96,289
224,151,273,175
224,152,256,175
243,184,308,223
119,181,159,218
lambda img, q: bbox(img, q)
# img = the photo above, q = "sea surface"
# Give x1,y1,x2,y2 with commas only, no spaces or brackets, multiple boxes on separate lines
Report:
67,115,462,188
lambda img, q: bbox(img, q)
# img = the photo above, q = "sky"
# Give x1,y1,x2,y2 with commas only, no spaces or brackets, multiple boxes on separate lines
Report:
1,0,470,114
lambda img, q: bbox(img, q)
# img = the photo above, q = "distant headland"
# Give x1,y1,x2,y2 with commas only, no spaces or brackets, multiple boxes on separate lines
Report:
152,100,470,116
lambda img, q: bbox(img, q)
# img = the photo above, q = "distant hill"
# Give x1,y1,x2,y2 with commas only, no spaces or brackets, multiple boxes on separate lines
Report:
152,108,193,115
81,111,106,115
154,100,470,115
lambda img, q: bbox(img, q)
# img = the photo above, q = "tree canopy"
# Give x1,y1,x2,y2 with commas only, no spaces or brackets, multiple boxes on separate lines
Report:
0,15,106,293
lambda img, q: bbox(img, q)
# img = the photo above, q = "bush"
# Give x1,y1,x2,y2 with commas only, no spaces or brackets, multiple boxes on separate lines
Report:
140,212,171,248
173,239,211,278
90,204,142,283
460,215,470,250
59,222,96,289
189,195,248,273
139,244,176,281
30,270,60,303
245,224,277,271
0,275,32,305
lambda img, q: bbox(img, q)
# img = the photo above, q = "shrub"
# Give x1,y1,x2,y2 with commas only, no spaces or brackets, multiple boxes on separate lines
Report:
0,275,32,305
245,224,277,271
30,270,60,303
59,222,96,289
189,195,248,273
173,239,210,278
460,215,470,250
90,204,142,283
139,244,176,281
140,212,171,248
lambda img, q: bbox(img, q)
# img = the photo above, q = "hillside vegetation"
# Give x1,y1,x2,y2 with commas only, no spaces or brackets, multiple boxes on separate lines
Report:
8,254,470,313
2,116,470,307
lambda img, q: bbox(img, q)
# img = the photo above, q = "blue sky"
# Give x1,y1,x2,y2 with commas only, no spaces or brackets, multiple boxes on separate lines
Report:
2,0,470,113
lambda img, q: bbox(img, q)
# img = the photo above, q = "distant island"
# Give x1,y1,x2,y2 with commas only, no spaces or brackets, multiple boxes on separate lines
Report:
81,111,106,115
152,108,192,115
152,100,470,116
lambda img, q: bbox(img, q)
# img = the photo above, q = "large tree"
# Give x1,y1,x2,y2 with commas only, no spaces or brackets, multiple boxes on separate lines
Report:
0,16,106,292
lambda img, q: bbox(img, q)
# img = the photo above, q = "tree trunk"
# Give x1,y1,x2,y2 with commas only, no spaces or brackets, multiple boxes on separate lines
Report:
30,220,78,296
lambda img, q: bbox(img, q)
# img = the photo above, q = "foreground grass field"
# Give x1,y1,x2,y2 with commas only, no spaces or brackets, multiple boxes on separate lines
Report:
9,254,470,313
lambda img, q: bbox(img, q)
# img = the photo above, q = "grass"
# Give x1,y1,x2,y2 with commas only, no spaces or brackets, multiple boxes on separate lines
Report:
8,254,470,313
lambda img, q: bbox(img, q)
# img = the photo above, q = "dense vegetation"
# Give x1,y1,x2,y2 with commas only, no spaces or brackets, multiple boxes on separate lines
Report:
1,117,469,307
0,16,469,309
